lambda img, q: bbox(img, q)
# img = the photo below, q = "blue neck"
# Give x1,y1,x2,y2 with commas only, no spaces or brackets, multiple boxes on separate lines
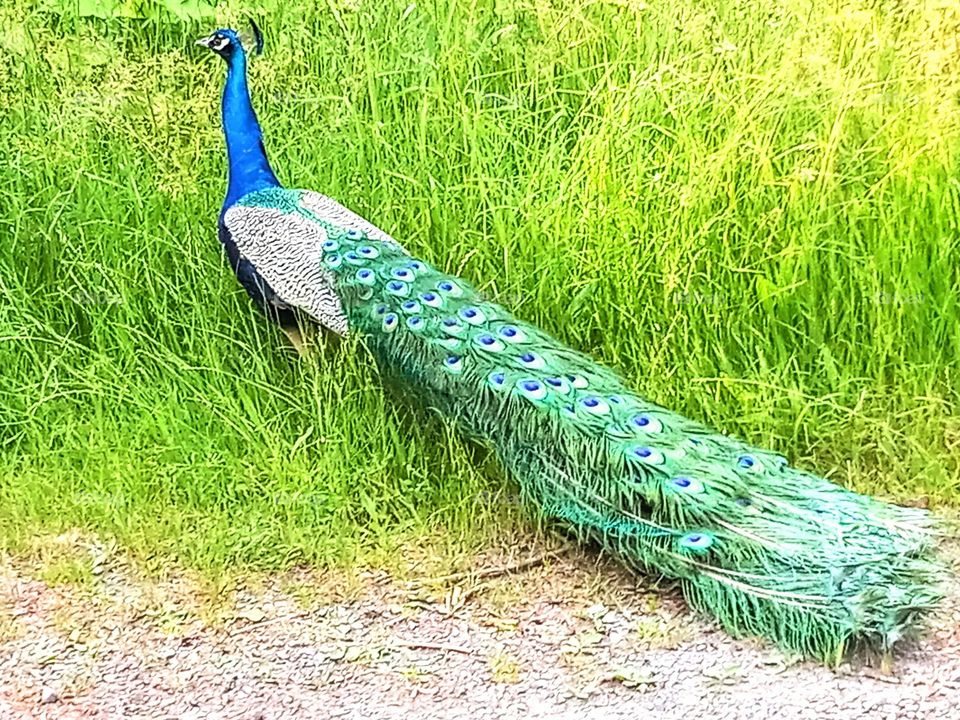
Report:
220,51,280,209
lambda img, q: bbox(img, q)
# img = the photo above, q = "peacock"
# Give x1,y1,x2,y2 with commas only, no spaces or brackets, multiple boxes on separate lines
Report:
196,25,942,664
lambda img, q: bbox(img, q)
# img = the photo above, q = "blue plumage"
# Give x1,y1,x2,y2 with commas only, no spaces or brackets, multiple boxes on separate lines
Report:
200,27,305,338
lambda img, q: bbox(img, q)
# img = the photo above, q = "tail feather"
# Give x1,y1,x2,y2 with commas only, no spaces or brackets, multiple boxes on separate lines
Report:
508,440,939,661
236,188,943,663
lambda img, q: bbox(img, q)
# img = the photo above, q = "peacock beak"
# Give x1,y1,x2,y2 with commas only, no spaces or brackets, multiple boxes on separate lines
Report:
195,35,216,49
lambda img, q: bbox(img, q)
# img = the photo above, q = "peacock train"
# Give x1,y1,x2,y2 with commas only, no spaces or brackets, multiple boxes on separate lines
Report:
194,24,942,664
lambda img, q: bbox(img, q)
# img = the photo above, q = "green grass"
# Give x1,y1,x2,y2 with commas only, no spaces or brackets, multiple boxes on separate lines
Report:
0,1,958,574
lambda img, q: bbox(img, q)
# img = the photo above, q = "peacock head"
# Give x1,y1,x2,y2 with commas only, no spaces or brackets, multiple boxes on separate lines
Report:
196,21,264,62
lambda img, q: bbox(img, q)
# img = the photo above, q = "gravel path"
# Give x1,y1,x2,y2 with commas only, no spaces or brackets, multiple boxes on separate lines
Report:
1,535,957,720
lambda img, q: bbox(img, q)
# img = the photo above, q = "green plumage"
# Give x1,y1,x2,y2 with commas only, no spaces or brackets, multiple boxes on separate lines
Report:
238,188,941,663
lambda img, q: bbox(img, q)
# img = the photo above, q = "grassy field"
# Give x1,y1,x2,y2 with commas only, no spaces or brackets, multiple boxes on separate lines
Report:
0,0,958,574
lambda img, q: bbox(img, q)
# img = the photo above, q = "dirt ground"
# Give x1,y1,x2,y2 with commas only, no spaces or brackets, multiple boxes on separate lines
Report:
1,533,958,720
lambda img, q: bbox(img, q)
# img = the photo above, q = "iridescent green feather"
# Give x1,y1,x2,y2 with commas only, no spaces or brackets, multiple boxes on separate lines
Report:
238,188,941,663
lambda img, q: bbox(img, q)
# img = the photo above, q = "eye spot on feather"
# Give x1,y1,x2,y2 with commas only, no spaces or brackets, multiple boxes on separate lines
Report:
498,325,527,343
391,267,414,281
441,317,465,335
323,254,342,269
735,497,752,507
567,374,588,389
400,300,421,314
488,371,507,389
518,352,545,370
322,239,339,252
419,292,443,308
357,245,379,259
580,396,610,415
407,260,428,272
443,355,463,374
458,306,486,325
544,376,570,394
631,414,663,433
668,476,704,494
678,533,714,552
406,316,425,331
474,333,505,352
344,251,364,265
381,313,399,333
385,280,410,297
346,229,364,240
630,446,665,465
516,379,547,401
737,455,765,472
437,280,464,297
355,268,376,286
371,304,388,318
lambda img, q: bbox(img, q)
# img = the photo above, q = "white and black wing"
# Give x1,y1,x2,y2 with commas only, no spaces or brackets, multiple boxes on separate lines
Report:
222,189,405,335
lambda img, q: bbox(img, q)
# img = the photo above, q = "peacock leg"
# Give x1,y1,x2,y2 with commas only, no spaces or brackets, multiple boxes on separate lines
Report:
280,323,311,357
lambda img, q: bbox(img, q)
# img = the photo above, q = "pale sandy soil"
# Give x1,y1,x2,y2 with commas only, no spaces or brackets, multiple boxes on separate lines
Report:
1,534,957,720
